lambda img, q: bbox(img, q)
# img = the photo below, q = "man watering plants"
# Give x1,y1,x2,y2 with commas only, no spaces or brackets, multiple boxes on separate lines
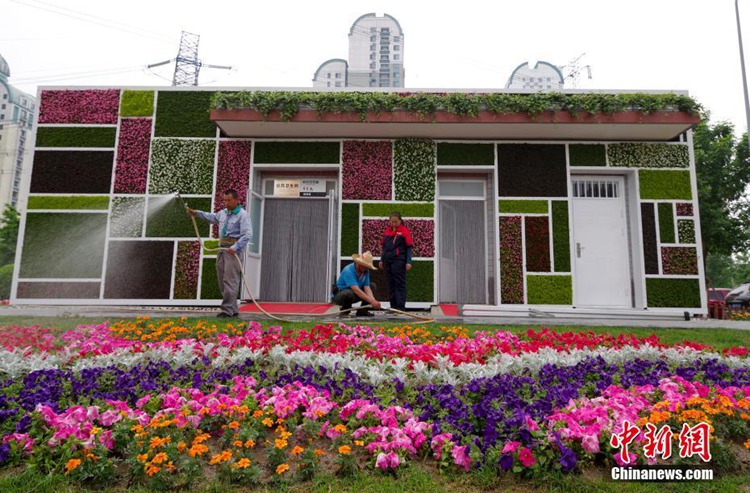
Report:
187,189,252,318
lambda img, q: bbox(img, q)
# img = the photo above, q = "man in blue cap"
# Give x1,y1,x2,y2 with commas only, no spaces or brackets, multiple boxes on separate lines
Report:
187,189,252,317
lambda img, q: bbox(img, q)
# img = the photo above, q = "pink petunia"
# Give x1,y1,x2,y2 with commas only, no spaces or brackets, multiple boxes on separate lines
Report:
518,447,536,467
581,434,600,454
501,441,521,454
451,444,471,471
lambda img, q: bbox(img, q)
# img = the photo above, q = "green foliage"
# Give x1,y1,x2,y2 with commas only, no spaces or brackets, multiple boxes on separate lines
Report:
658,202,675,243
0,205,20,266
0,263,13,299
436,143,494,165
394,139,436,201
551,201,570,272
608,143,690,168
639,170,692,200
155,91,216,137
406,260,434,302
35,127,116,148
526,275,572,305
677,219,696,244
149,139,216,194
120,90,155,117
361,202,434,217
212,91,702,121
26,196,109,210
646,278,701,308
705,252,750,288
200,257,236,300
20,213,107,278
693,120,750,257
569,144,606,166
499,200,548,214
146,197,210,238
202,239,220,254
340,203,359,256
253,141,340,164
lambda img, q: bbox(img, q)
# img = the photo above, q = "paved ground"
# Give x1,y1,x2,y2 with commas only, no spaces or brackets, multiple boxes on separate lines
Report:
0,304,749,330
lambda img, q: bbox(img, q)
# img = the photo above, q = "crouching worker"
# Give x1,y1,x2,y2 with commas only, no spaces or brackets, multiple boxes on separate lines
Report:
332,251,381,317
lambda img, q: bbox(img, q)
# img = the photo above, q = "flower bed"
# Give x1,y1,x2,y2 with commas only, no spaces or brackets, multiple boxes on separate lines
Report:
1,320,748,487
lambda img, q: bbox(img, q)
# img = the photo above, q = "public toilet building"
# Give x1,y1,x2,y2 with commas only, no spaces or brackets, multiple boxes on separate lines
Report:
11,87,707,318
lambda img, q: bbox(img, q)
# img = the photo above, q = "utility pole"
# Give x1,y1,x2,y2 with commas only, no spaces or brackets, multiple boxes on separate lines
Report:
736,0,750,156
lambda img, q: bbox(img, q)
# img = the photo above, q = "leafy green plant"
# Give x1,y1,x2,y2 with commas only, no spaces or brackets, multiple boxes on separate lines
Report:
526,275,572,305
120,90,155,117
436,143,494,165
608,143,689,168
362,203,434,217
394,139,436,201
639,170,693,200
35,127,116,148
26,196,109,210
211,91,702,121
646,278,701,308
569,144,606,166
146,197,211,238
406,260,434,302
253,141,340,164
340,203,359,256
0,263,13,299
20,213,107,278
155,91,216,137
658,202,675,243
551,201,570,272
499,200,548,214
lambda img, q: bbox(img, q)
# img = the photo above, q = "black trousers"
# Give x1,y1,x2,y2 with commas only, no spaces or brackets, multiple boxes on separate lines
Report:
384,259,407,311
333,282,378,311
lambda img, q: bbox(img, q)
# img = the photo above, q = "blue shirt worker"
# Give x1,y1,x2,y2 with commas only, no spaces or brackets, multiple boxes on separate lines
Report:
187,189,252,318
333,251,381,317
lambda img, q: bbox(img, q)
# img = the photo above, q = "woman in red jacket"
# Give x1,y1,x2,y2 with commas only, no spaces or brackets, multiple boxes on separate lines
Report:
378,212,413,311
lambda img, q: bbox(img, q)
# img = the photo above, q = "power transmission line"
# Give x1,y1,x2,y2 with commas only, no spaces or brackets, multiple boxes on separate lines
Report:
8,0,173,44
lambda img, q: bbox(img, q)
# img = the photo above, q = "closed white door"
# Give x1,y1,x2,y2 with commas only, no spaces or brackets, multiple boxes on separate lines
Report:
572,177,631,308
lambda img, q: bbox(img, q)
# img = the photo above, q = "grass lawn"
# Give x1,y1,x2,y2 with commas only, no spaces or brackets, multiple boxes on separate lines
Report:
0,461,749,493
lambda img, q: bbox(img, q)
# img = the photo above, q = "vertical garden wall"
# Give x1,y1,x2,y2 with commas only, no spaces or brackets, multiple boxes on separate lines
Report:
17,89,251,301
15,87,703,310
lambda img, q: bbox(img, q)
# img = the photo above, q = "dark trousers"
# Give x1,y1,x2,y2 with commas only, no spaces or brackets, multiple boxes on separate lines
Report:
333,283,377,311
384,259,407,310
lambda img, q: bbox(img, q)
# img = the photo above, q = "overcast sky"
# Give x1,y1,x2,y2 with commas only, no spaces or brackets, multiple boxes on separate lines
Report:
2,0,749,132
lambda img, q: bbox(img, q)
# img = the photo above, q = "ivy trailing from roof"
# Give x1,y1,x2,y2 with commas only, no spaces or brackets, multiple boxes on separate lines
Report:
211,91,702,122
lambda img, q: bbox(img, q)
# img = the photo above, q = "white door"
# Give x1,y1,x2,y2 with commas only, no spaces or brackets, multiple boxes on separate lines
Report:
242,192,263,300
572,177,631,308
437,179,488,304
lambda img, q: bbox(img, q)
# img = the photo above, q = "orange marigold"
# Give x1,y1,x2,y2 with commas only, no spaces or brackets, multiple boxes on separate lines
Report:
151,452,168,465
276,463,290,475
188,444,209,457
64,458,81,474
291,446,304,456
338,445,352,455
314,449,325,456
245,439,256,448
235,458,251,469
